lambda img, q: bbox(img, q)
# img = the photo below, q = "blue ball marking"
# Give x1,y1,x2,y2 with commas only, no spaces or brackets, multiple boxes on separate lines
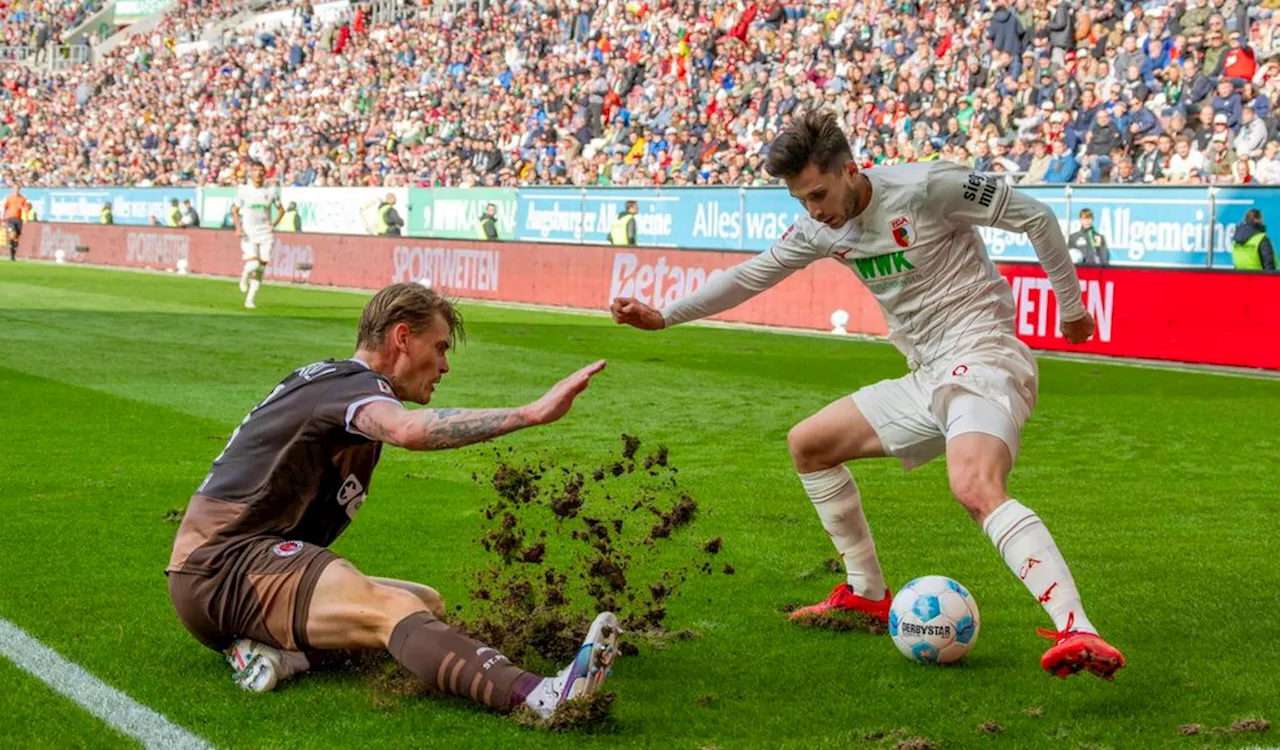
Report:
911,642,939,663
912,594,941,622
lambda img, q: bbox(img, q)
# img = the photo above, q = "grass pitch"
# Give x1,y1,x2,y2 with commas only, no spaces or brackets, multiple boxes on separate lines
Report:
0,263,1277,750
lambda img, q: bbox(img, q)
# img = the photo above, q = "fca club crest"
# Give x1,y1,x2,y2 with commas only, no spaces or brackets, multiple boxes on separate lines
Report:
891,216,916,248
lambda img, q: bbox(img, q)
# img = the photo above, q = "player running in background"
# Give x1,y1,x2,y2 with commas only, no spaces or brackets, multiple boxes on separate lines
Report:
611,110,1124,680
231,161,284,309
167,283,618,718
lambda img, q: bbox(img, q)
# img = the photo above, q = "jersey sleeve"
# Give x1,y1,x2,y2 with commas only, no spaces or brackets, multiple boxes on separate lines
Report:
926,161,1014,228
660,217,826,327
315,370,402,440
927,162,1087,321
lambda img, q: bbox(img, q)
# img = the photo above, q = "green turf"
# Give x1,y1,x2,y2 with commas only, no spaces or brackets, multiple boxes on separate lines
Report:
1,263,1277,750
0,658,136,749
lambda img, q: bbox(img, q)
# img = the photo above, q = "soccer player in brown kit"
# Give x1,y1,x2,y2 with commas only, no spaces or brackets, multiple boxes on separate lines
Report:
166,282,618,719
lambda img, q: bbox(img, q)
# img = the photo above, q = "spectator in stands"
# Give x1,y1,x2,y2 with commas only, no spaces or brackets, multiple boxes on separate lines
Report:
1085,109,1124,182
1111,156,1141,184
1223,31,1258,85
3,0,1280,192
1231,208,1276,271
1212,78,1244,127
1069,208,1111,266
1206,131,1240,181
1255,141,1280,183
1168,136,1207,182
1045,140,1080,183
1023,139,1052,183
1138,133,1175,182
1234,105,1268,158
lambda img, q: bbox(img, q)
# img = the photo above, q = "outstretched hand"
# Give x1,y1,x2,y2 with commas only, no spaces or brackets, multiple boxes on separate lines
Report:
1061,312,1095,344
525,360,607,426
610,297,666,330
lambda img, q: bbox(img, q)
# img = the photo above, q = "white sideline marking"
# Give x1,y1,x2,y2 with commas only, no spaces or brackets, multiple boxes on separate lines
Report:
0,618,214,750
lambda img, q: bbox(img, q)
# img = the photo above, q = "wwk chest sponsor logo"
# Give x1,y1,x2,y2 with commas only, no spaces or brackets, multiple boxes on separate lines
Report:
608,252,727,308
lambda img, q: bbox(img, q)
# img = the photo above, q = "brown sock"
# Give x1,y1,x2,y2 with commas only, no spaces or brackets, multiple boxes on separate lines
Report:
387,611,541,712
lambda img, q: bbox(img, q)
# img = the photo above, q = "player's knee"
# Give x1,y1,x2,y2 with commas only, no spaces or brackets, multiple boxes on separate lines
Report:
377,585,433,627
787,421,827,472
407,584,445,617
948,466,1007,521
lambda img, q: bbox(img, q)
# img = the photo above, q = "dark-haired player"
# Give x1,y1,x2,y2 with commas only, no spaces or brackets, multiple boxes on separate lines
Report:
611,110,1124,680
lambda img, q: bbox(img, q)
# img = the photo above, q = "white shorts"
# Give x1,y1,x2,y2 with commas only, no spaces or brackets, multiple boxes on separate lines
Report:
852,341,1039,471
241,236,275,263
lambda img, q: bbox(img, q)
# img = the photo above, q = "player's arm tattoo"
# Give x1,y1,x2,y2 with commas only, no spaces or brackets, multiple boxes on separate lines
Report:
408,408,532,450
353,402,532,450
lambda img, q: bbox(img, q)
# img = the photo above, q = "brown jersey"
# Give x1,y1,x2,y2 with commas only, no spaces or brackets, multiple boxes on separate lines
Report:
167,358,400,576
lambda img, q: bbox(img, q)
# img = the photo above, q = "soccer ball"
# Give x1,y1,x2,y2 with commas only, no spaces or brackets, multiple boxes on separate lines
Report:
889,576,980,665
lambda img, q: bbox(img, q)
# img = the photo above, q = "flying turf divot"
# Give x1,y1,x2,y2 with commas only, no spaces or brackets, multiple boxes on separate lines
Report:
459,434,731,667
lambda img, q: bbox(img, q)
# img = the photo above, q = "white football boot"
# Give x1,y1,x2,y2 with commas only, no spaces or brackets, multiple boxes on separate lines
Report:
225,639,310,692
524,612,620,719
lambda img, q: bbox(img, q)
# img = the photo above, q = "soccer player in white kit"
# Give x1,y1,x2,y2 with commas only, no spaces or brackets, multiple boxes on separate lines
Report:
232,161,284,309
611,111,1125,680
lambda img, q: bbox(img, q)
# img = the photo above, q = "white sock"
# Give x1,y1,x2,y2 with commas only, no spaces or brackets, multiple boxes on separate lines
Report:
523,676,559,719
247,278,260,304
240,261,255,286
799,466,886,600
983,499,1095,634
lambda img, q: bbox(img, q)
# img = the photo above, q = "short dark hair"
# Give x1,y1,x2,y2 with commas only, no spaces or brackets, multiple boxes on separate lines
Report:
1080,208,1094,219
764,109,853,180
356,283,464,351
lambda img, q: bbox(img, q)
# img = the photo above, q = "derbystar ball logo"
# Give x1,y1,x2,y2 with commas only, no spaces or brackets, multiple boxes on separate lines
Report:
891,216,916,248
272,541,304,557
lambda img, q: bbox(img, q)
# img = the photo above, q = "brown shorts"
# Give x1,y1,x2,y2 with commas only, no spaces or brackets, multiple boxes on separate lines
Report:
168,537,338,653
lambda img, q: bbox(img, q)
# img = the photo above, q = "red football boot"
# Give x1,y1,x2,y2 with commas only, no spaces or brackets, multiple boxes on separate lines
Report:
1039,613,1126,680
790,583,892,623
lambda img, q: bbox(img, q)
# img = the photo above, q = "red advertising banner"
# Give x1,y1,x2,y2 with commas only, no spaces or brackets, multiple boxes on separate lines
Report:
19,224,1279,370
999,264,1280,369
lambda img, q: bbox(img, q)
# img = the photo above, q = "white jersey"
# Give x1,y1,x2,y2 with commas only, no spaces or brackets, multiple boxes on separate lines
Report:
661,161,1086,370
234,183,280,242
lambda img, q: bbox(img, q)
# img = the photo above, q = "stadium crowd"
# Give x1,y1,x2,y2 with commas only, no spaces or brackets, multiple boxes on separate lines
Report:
1,0,105,60
5,0,1280,189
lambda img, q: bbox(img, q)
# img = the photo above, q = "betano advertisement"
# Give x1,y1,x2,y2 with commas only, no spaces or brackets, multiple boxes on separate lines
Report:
19,225,1280,371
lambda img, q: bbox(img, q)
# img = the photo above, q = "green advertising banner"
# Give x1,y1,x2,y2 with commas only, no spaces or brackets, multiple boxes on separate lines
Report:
406,188,517,240
199,186,408,235
198,187,236,229
114,0,171,22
